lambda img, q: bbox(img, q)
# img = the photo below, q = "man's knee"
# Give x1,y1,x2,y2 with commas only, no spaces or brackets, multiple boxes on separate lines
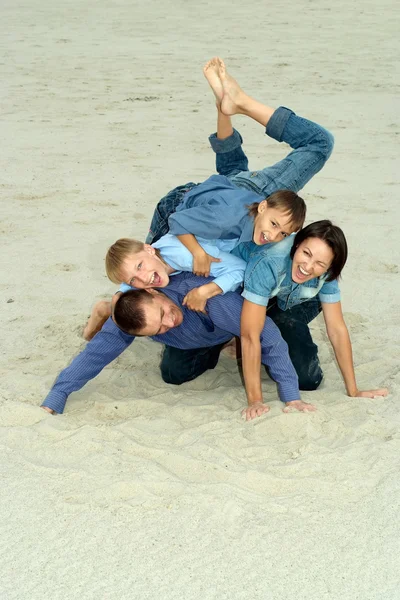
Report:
298,361,323,391
160,365,187,385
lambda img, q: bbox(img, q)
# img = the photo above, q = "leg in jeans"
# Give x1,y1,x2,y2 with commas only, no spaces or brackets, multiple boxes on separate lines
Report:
205,58,334,197
204,57,249,179
160,343,226,385
146,182,197,245
267,298,323,391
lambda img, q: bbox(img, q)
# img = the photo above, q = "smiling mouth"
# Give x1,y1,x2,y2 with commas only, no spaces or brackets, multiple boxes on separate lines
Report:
296,265,311,279
150,272,161,286
261,232,270,243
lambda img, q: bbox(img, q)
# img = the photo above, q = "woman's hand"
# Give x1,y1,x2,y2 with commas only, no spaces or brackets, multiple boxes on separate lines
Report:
350,388,388,399
193,250,221,277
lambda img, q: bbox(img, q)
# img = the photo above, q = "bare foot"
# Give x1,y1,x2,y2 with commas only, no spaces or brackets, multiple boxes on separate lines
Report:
219,59,248,116
41,406,56,415
83,299,112,341
221,338,237,359
203,57,224,105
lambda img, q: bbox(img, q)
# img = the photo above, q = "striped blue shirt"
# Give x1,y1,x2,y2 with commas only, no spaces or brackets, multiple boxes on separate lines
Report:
41,272,300,414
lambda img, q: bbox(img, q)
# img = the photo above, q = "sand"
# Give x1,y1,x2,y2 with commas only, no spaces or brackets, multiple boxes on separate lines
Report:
1,0,400,598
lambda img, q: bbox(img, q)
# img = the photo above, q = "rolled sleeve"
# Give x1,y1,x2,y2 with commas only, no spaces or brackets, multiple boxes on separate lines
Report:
242,252,278,307
318,279,341,304
209,128,243,153
241,289,269,307
266,107,293,142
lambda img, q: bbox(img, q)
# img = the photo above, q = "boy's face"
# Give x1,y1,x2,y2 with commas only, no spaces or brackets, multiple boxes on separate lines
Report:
119,245,171,289
253,201,295,245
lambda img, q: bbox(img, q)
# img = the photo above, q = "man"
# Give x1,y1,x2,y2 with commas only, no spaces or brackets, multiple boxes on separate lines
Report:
41,272,315,419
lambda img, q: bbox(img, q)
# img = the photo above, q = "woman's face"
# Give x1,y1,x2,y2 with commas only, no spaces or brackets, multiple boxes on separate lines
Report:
291,237,334,284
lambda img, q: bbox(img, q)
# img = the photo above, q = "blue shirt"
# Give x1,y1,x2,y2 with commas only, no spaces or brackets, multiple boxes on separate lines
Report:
42,272,300,414
234,236,341,309
119,233,246,295
167,174,256,248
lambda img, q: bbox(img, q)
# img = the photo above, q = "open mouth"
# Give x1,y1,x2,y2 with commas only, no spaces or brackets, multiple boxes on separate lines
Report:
150,272,161,286
295,265,311,281
260,232,270,244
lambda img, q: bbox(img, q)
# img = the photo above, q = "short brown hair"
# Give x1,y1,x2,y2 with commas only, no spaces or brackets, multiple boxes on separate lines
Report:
105,238,162,284
113,289,154,336
248,190,306,232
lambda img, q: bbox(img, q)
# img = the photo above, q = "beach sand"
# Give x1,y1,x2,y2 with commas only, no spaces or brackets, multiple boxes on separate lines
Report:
1,0,399,598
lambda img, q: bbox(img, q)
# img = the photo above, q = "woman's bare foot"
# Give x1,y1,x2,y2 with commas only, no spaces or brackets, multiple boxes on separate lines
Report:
203,57,224,105
83,300,112,341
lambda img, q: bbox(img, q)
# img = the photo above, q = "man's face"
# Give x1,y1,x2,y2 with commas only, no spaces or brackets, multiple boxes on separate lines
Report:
137,291,184,336
253,201,295,245
119,245,171,289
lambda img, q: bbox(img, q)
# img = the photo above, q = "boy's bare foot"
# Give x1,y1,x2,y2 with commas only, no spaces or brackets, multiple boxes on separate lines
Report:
83,300,112,341
203,57,224,105
219,59,249,116
221,338,237,359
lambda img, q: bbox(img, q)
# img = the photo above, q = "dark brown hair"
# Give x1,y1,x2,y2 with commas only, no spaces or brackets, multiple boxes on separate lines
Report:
248,190,306,232
113,289,155,336
290,220,348,282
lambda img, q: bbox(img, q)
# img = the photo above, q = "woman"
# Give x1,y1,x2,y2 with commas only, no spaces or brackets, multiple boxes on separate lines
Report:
236,220,388,420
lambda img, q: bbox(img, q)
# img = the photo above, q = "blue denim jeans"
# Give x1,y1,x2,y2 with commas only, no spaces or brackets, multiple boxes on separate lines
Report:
159,298,322,391
160,342,226,385
146,182,197,244
146,107,333,244
267,297,323,390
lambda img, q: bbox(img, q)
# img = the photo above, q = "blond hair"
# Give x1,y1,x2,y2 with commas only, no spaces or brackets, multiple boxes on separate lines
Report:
105,238,163,284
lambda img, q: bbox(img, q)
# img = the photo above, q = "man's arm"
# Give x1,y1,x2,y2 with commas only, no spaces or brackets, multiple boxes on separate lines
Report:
41,318,135,414
206,292,301,404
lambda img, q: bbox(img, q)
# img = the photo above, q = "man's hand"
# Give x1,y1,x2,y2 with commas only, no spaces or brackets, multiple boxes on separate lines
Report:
241,401,270,421
283,400,316,413
193,250,221,277
349,388,388,399
41,406,57,415
183,287,208,313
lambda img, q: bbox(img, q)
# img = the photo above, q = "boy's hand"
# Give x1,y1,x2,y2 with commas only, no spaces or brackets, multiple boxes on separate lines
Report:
193,250,221,277
183,287,208,313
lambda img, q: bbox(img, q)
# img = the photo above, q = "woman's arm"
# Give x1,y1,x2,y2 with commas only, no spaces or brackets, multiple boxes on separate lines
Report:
322,302,388,398
240,300,268,407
